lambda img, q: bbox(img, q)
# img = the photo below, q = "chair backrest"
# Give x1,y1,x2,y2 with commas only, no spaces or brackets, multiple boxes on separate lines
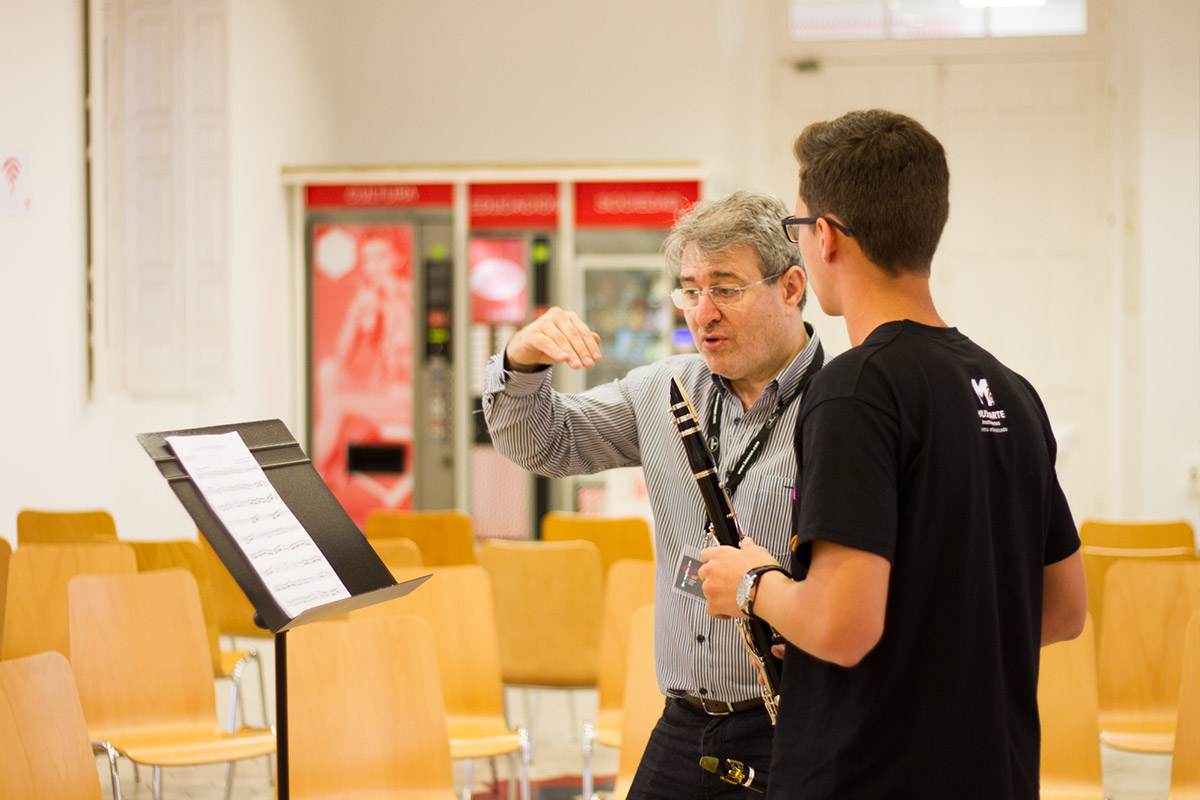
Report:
0,537,10,653
611,603,661,800
478,538,605,687
365,509,477,565
1038,614,1103,797
370,537,423,568
198,533,269,639
1,542,137,660
596,558,657,719
1171,612,1200,799
67,569,219,735
1080,518,1196,550
16,508,119,545
359,565,506,723
1097,559,1200,745
287,614,456,799
541,511,654,574
0,651,101,800
129,539,225,674
1083,546,1198,643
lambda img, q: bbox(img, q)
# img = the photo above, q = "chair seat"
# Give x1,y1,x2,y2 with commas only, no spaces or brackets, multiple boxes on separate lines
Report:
95,725,276,766
1099,729,1174,753
449,733,524,760
594,727,621,749
1039,789,1105,800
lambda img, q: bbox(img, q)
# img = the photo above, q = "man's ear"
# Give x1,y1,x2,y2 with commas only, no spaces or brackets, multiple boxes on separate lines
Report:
815,217,839,264
783,264,807,309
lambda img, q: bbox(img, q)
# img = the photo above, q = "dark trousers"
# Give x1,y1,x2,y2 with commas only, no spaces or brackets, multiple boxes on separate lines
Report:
626,697,774,800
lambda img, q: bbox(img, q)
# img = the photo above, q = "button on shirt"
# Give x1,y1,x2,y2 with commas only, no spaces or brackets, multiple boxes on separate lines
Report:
481,326,823,704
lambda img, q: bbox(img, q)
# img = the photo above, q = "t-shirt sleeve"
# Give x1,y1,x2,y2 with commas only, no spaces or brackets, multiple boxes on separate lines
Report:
794,394,901,564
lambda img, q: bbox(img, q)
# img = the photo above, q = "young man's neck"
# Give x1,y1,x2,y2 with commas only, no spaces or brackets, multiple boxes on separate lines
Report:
843,270,946,347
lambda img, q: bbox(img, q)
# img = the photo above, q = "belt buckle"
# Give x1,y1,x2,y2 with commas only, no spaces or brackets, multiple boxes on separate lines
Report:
697,696,734,716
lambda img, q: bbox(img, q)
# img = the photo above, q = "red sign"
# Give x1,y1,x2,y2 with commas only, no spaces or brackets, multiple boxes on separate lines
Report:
469,183,558,228
306,184,454,209
575,181,700,229
469,238,528,325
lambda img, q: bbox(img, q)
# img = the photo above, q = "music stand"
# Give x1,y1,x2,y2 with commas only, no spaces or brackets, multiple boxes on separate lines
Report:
138,418,428,800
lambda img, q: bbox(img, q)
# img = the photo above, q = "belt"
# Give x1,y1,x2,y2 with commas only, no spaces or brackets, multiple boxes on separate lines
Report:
670,693,765,715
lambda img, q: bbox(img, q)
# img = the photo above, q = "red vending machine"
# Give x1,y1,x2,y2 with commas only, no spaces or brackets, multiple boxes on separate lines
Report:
306,183,455,529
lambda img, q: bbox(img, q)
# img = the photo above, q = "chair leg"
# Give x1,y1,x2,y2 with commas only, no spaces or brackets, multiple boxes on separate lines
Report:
518,726,531,800
582,721,596,800
524,689,540,761
224,758,237,800
95,741,123,800
462,757,474,800
153,765,162,800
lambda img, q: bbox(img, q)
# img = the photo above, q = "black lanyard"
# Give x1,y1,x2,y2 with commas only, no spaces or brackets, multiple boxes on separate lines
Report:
705,339,824,498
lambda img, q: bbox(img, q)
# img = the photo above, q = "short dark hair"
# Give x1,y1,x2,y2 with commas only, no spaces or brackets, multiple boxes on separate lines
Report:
793,109,950,276
663,189,805,309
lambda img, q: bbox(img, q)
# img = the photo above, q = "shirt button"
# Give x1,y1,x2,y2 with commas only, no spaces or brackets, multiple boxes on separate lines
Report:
695,634,706,643
698,688,709,696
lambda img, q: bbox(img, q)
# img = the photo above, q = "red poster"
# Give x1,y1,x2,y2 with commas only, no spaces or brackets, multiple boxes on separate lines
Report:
469,239,528,324
574,181,700,229
311,224,416,526
306,184,453,209
469,183,558,228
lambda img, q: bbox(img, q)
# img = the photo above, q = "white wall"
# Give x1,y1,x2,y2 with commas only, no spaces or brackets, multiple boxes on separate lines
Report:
1121,0,1200,528
0,0,1195,545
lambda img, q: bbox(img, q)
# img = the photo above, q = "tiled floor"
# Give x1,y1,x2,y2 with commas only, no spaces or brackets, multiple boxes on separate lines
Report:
93,637,1175,799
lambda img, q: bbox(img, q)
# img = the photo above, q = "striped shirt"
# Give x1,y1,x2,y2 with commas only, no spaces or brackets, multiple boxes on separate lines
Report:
481,325,823,703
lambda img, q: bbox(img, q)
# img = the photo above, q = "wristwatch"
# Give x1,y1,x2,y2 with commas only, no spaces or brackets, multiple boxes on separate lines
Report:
736,565,788,618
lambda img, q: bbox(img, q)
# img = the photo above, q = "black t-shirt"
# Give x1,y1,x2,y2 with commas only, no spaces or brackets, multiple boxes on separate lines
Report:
772,321,1080,799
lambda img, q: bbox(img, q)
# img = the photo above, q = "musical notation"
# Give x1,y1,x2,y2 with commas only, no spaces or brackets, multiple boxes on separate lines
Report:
167,432,351,618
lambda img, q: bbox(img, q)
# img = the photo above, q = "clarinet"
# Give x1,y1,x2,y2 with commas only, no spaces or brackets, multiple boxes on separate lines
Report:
668,376,783,725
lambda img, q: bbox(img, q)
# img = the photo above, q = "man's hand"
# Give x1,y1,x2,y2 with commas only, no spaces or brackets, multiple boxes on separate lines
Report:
698,537,779,619
505,307,603,372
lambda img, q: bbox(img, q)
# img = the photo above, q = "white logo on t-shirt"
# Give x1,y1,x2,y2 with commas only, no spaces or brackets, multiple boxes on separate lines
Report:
971,378,1008,433
971,378,995,407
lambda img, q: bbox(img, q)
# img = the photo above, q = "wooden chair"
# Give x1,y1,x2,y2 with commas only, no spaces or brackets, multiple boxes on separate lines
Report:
1080,518,1197,641
479,538,605,757
0,651,103,799
609,603,661,800
479,538,605,687
0,537,10,652
286,613,457,800
365,509,477,565
15,508,120,545
198,533,271,639
370,536,423,568
129,540,269,734
1038,614,1103,799
67,569,276,800
541,511,654,574
361,565,530,800
1,542,136,660
1097,559,1200,753
583,558,656,800
1170,611,1200,800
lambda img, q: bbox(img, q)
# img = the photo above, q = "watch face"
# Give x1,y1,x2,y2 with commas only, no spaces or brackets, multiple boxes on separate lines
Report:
736,572,754,613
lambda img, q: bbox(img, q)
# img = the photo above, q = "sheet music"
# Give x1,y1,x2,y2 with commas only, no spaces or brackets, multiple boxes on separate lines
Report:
166,431,351,618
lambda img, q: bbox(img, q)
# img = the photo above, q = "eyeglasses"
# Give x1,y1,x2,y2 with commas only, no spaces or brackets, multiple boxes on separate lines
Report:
781,215,855,243
669,277,770,309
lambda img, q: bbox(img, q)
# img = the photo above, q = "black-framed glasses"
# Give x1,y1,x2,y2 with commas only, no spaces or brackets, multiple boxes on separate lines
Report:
668,277,770,309
781,215,855,243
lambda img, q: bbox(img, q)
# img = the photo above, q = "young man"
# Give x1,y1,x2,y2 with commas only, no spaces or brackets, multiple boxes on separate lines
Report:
700,110,1087,799
482,190,824,799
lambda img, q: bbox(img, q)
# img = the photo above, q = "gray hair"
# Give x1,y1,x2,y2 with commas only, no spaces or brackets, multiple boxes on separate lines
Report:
662,189,805,309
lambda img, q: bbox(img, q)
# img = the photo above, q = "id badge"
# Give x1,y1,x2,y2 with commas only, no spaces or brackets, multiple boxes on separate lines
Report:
671,543,707,601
